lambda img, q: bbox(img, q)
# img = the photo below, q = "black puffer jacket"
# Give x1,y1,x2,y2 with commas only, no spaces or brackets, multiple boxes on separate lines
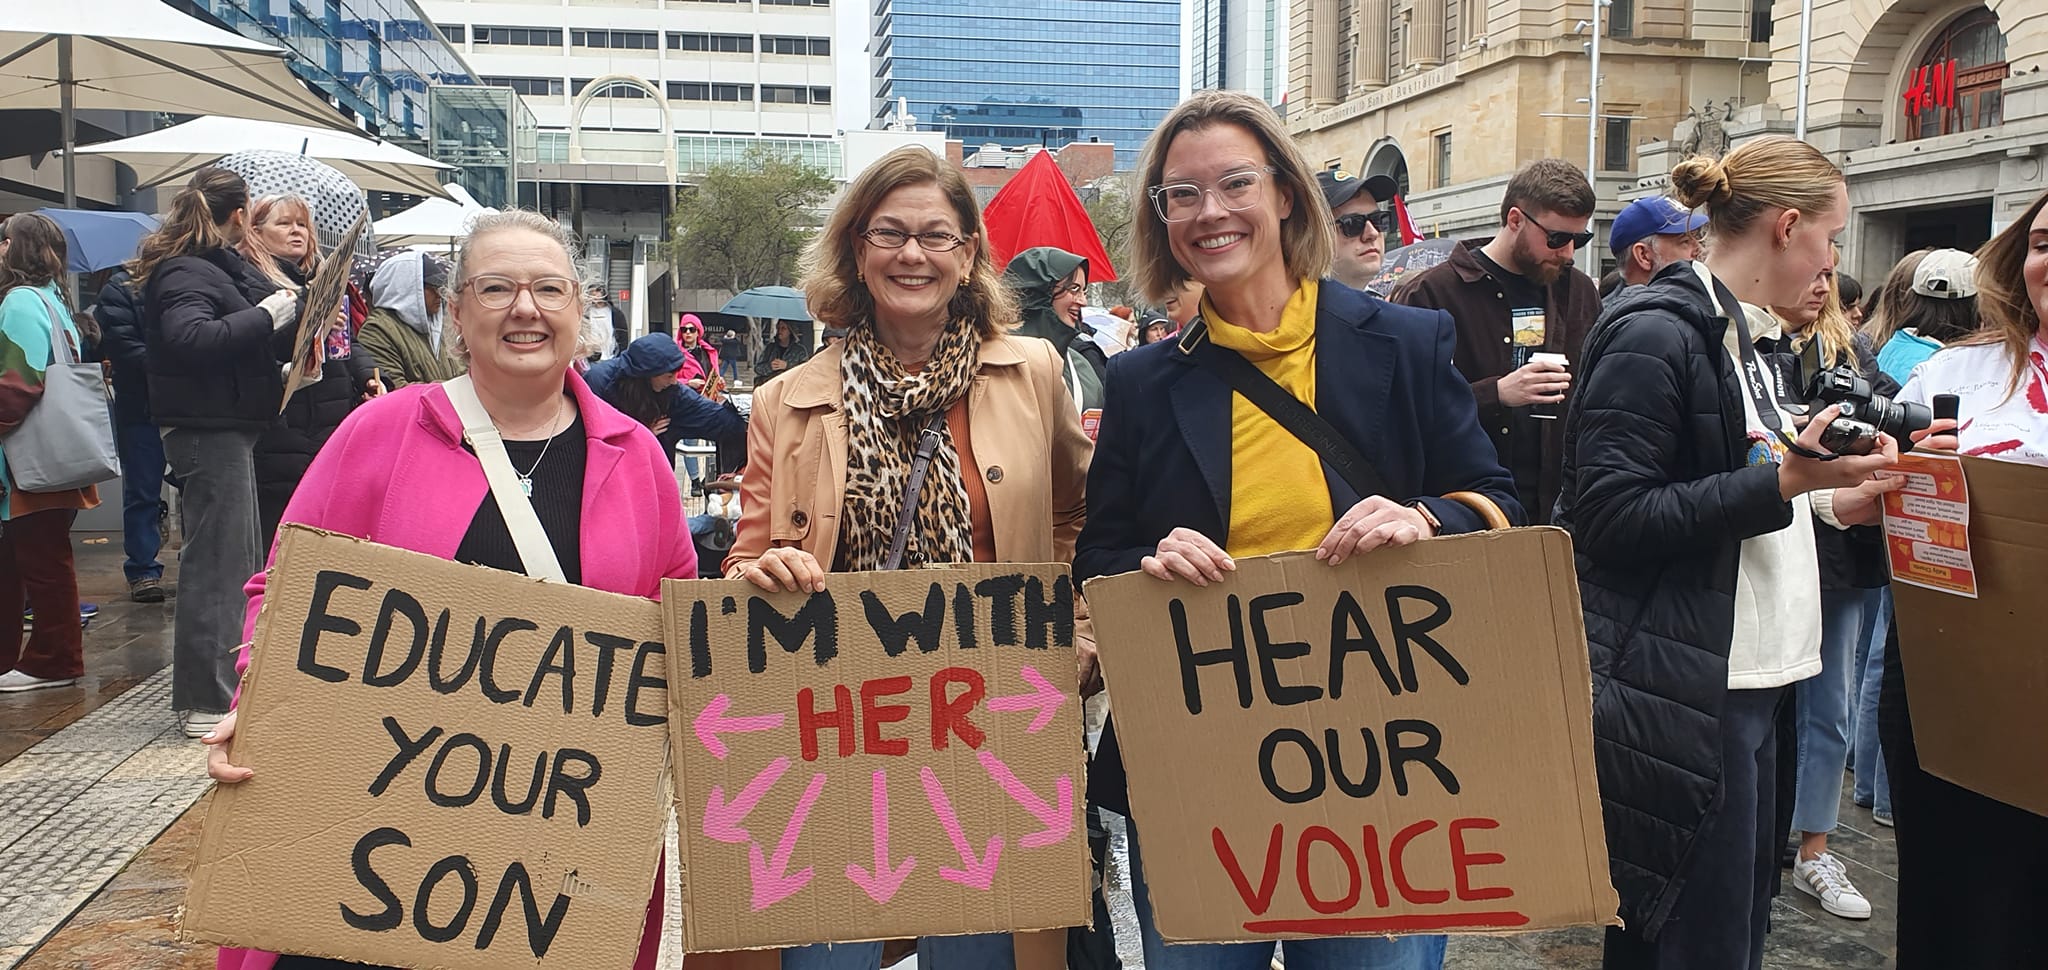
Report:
255,259,380,547
93,271,150,426
141,247,294,431
1553,262,1797,938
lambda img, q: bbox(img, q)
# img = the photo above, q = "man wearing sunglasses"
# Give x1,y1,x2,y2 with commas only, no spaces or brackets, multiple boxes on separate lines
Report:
1317,169,1400,292
1390,158,1601,525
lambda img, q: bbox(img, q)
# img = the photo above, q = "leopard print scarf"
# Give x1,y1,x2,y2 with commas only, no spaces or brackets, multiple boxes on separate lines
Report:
838,318,982,570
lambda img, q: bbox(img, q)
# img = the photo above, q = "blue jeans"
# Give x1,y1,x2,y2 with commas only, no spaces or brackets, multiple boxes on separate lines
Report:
115,420,164,583
1850,589,1892,815
782,933,1019,970
1793,588,1876,834
1128,825,1447,970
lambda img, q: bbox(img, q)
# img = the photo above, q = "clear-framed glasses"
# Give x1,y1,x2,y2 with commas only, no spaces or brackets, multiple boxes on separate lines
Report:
1335,210,1397,238
861,227,968,252
1051,280,1086,298
1148,166,1279,223
461,274,580,311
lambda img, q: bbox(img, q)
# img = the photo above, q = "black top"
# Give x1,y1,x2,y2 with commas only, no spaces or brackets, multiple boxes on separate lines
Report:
455,411,587,585
1472,249,1550,516
1473,249,1546,310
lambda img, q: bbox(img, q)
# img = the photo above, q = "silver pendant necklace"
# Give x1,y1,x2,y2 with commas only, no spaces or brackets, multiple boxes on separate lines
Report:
510,402,565,496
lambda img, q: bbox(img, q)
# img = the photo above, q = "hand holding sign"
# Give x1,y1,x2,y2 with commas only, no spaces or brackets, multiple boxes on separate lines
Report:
199,708,253,783
1143,526,1236,586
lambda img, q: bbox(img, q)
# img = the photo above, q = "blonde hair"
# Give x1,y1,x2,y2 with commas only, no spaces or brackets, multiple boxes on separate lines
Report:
799,146,1015,338
130,167,247,286
444,208,608,361
1961,187,2048,397
1781,251,1854,368
239,194,318,289
1670,136,1843,242
1129,91,1333,304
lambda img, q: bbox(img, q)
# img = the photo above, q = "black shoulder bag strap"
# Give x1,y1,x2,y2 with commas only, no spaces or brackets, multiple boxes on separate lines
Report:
882,408,953,571
1178,321,1398,501
1694,263,1837,462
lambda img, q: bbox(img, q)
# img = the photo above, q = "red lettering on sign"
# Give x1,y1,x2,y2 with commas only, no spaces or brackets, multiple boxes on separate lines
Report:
797,685,854,761
1296,826,1362,914
860,676,913,756
1904,59,1959,114
1389,819,1450,904
1212,824,1285,916
1359,824,1392,907
1449,817,1514,902
930,667,986,751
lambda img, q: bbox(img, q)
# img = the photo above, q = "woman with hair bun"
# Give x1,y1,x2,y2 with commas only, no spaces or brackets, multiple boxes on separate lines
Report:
1555,136,1949,967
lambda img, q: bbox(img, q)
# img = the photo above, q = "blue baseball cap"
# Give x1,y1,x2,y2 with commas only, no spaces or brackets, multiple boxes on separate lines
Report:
1610,196,1708,253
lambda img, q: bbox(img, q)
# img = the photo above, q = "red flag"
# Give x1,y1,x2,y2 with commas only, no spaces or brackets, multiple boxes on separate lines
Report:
981,150,1119,281
1393,195,1424,247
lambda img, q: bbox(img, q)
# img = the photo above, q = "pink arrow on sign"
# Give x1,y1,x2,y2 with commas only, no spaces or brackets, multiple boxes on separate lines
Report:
845,770,917,905
703,756,791,844
695,694,786,760
919,765,1003,890
986,665,1065,733
977,750,1074,848
748,771,827,911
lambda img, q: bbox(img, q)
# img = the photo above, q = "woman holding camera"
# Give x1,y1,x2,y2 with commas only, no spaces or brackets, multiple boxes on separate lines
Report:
1555,138,1927,968
1881,188,2048,968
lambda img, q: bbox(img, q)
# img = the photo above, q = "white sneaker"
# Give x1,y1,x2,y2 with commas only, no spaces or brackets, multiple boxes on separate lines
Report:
0,669,79,692
1793,851,1873,919
183,711,226,739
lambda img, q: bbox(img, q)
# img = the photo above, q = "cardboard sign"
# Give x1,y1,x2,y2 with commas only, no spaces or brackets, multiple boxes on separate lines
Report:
183,527,671,968
1891,454,2048,817
662,565,1089,951
1882,452,1978,597
1085,530,1617,942
282,213,367,411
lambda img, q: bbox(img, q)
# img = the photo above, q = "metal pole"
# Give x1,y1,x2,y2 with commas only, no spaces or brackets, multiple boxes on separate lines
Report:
1585,0,1603,276
59,35,76,210
1795,0,1813,139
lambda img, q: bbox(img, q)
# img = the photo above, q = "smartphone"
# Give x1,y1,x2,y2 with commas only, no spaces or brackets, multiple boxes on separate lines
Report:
1932,393,1959,422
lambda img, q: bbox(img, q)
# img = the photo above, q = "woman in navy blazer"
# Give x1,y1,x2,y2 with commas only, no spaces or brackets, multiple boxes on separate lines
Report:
1074,91,1519,970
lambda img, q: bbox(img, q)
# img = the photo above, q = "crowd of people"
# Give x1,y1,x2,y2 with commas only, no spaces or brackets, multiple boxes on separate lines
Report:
0,86,2042,970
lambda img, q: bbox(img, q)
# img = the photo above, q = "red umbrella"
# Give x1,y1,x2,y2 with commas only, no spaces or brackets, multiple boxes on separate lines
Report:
981,150,1119,282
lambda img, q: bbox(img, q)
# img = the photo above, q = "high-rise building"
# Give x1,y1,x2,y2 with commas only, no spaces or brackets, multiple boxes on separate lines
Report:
1189,0,1286,105
425,0,843,178
871,0,1181,168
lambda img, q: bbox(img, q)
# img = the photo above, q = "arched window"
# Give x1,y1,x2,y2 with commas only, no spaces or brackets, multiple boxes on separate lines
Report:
1904,8,2007,140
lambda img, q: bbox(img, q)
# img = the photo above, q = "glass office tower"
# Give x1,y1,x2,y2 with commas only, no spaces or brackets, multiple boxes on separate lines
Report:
873,0,1180,168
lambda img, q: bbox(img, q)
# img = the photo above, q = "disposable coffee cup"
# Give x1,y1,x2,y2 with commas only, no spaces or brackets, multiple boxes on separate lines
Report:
1530,352,1569,420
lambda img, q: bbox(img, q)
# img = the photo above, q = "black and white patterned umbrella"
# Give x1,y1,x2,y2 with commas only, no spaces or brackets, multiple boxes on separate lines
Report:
214,149,379,260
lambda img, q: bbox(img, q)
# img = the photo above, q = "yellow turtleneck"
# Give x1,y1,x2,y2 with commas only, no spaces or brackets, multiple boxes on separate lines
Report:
1202,279,1333,557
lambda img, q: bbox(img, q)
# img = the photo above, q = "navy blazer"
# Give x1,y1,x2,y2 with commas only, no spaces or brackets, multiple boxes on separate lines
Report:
1074,280,1523,587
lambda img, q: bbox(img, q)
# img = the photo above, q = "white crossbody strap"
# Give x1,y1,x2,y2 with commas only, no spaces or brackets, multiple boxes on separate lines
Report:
443,375,568,583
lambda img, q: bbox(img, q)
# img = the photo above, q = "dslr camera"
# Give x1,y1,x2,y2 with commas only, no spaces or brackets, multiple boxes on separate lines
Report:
1797,340,1931,455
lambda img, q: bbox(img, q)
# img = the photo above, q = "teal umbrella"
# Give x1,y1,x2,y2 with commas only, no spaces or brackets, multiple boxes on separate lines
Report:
719,285,810,321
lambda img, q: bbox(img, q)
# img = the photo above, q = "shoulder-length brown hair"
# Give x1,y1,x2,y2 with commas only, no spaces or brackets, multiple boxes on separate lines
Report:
800,147,1015,337
1964,187,2048,398
1128,91,1333,304
130,166,248,287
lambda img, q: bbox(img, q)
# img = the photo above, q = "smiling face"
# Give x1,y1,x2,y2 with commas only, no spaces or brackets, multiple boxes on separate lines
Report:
1052,266,1087,325
448,228,583,389
856,181,976,335
1329,191,1386,287
2026,203,2048,330
1159,123,1293,296
254,205,311,262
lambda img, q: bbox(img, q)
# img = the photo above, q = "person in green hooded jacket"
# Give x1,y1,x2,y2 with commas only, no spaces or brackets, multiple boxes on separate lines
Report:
1003,246,1107,413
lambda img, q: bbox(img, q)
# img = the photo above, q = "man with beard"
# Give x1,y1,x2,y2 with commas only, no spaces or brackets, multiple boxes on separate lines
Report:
1391,158,1600,524
1318,169,1399,292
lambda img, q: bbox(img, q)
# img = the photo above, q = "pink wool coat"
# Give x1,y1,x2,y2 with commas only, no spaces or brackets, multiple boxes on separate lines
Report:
219,369,694,970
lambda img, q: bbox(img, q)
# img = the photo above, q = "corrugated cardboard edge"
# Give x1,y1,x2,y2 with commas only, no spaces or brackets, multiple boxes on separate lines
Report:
179,525,672,958
1081,528,1623,937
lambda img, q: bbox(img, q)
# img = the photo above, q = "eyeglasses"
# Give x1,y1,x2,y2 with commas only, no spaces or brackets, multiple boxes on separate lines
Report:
461,275,580,311
1051,281,1086,298
1335,210,1396,238
1522,211,1595,251
1148,166,1279,223
861,227,969,252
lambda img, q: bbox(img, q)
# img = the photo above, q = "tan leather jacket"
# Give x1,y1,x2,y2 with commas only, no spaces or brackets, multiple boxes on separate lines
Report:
726,332,1091,575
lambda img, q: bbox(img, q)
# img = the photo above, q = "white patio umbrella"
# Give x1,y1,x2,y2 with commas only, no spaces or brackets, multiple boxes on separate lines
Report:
373,183,497,248
74,117,452,199
0,0,356,207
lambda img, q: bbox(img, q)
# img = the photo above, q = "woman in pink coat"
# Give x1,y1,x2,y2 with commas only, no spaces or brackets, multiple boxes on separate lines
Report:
673,312,722,397
203,210,696,970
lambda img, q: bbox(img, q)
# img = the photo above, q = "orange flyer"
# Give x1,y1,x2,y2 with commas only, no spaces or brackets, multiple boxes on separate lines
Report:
1882,453,1977,598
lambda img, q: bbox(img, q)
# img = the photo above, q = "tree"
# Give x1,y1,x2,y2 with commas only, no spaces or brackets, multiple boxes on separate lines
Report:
670,148,835,293
1082,173,1140,308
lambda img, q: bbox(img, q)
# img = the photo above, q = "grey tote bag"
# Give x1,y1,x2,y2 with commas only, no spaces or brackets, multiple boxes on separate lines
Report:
1,290,119,492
